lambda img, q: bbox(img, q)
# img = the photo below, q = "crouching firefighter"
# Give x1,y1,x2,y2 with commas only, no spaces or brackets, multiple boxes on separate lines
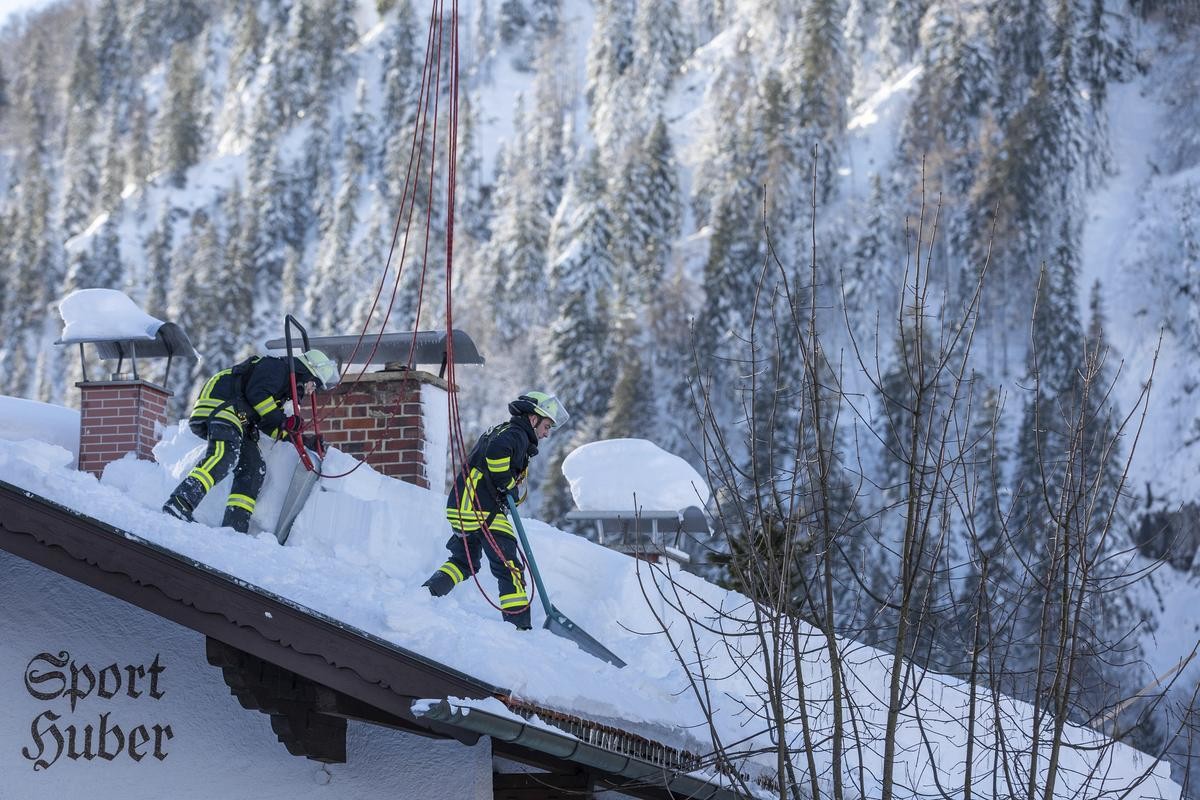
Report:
162,349,340,533
422,391,569,629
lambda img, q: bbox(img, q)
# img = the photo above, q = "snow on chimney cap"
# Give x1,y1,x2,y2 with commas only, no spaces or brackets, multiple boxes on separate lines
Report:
55,288,199,364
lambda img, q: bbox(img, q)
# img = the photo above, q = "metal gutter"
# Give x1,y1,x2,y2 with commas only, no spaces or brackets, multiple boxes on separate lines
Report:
417,699,754,800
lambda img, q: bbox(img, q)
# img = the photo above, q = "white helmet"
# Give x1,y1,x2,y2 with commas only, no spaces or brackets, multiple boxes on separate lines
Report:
508,391,569,426
298,349,340,390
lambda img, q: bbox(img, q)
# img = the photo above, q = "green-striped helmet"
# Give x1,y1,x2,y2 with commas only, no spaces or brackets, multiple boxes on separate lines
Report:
298,349,340,390
509,391,569,426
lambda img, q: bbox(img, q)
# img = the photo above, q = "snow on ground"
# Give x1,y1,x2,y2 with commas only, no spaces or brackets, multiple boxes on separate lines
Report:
1072,29,1200,695
0,418,1180,798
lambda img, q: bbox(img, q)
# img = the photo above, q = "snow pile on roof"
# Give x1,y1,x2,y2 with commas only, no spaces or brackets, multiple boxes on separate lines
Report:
0,414,1180,799
561,438,710,511
0,396,79,462
57,288,166,343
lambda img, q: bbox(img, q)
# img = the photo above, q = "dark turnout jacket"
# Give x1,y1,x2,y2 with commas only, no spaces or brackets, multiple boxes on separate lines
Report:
445,415,539,536
189,356,314,440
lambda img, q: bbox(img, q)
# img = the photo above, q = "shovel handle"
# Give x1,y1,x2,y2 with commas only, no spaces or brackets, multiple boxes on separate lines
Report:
506,496,555,617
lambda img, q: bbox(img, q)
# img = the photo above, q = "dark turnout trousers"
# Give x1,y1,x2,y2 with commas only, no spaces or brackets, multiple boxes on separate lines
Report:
164,420,266,533
424,524,531,629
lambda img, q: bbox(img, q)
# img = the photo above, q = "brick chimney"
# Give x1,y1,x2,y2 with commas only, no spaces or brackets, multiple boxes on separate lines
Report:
316,369,448,490
77,379,172,477
56,290,199,477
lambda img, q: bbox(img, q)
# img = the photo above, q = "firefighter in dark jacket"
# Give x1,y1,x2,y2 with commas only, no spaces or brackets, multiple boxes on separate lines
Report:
422,391,569,629
162,349,340,533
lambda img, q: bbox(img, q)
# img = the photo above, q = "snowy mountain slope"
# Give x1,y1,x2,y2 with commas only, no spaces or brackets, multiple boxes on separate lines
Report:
3,0,1200,791
1060,25,1200,709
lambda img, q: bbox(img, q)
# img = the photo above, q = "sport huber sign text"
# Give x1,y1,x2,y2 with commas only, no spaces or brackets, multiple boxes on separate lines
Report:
21,651,175,771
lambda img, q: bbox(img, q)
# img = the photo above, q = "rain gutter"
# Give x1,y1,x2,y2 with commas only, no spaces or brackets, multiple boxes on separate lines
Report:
416,698,753,800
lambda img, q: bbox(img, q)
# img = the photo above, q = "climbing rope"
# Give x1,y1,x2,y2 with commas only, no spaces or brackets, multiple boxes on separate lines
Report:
292,0,535,615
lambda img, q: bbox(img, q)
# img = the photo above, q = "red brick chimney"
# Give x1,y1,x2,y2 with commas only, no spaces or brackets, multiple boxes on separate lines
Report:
315,369,448,490
73,367,450,488
56,289,198,477
77,379,172,477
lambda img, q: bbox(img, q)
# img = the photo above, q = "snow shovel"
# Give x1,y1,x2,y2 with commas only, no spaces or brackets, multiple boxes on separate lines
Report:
506,496,626,668
274,448,323,545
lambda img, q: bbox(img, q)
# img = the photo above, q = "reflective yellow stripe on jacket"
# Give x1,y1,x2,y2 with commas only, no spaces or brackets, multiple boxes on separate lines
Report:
253,396,278,417
189,369,245,432
445,467,514,535
486,455,517,491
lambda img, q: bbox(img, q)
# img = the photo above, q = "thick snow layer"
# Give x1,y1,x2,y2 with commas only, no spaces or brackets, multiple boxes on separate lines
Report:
0,396,79,461
57,289,166,343
0,406,1180,799
561,438,710,511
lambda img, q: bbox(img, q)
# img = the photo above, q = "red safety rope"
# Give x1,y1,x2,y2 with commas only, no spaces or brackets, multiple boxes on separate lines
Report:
437,0,535,617
296,3,446,480
288,0,534,616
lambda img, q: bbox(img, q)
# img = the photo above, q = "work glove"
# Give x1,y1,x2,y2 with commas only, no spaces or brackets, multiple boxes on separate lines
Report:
507,486,527,507
281,414,303,441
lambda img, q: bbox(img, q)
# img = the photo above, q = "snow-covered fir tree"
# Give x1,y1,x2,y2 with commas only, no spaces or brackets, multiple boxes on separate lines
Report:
156,41,204,188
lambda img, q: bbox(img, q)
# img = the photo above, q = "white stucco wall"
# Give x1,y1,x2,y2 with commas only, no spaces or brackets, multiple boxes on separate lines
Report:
0,549,492,799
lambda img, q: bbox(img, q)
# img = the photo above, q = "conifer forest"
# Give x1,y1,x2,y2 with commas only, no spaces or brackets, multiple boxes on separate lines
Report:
2,0,1200,793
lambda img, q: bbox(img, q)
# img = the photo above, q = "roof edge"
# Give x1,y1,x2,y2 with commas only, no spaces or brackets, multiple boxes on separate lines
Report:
417,699,753,800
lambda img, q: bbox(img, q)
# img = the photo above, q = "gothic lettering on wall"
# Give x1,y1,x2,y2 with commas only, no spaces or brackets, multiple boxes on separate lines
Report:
20,651,174,771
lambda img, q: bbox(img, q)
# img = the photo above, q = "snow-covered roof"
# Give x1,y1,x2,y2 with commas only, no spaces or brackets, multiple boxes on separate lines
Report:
0,406,1181,799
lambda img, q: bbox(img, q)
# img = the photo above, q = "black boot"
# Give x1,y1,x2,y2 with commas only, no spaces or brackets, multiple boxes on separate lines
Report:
506,608,532,630
222,504,254,534
163,476,206,523
162,495,195,523
422,570,455,597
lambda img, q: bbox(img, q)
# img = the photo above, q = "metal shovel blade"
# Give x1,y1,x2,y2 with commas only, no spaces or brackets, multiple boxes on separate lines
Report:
506,495,626,668
543,604,627,668
274,451,322,545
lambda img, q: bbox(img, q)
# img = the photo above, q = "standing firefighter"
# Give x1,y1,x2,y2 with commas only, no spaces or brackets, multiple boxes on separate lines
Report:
162,350,340,533
423,391,569,629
